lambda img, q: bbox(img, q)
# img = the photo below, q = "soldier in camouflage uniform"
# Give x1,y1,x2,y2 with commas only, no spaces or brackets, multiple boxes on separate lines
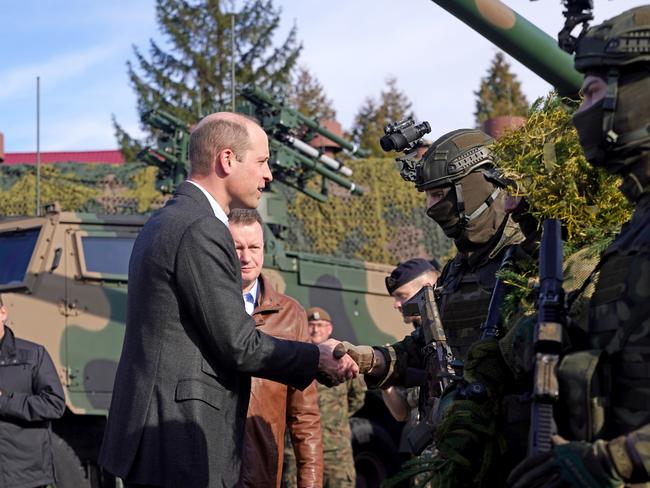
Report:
416,7,650,488
348,128,533,389
505,7,650,487
284,307,366,488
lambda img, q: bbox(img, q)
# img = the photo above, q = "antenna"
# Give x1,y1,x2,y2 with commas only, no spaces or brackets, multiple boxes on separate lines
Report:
36,76,41,216
231,14,236,112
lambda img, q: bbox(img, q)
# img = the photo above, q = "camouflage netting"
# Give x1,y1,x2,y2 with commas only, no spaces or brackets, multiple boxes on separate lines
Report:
0,160,452,265
285,157,453,265
490,93,633,322
0,162,169,217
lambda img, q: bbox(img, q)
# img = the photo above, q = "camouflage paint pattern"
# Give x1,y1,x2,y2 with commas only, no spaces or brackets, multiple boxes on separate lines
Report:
0,209,144,415
431,0,582,97
0,206,406,418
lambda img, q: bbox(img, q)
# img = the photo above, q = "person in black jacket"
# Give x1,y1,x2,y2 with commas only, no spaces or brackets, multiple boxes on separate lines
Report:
0,293,66,488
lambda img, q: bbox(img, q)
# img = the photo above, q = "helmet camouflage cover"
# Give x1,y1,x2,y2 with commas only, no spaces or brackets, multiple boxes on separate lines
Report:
416,129,495,191
571,5,650,194
574,6,650,73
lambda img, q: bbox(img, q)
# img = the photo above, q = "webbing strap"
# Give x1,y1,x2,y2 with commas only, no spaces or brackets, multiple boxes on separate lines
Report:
455,181,467,225
603,68,620,146
466,187,502,221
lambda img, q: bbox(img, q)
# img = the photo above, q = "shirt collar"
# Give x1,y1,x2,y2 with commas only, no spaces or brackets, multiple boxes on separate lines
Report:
186,180,229,227
244,279,259,303
242,279,259,316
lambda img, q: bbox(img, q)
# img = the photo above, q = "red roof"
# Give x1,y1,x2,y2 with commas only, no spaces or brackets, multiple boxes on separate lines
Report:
2,150,125,165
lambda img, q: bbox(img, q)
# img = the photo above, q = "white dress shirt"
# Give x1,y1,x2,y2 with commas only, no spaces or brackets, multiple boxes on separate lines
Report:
242,279,259,316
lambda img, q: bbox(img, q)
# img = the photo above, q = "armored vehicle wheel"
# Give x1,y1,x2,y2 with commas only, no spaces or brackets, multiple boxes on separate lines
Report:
52,432,89,488
351,417,396,488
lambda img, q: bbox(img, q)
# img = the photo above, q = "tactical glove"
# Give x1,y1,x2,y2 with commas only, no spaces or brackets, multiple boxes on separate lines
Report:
337,341,376,374
507,439,625,488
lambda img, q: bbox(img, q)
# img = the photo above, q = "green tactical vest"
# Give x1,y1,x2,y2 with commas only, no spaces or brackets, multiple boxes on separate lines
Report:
438,218,525,360
558,197,650,446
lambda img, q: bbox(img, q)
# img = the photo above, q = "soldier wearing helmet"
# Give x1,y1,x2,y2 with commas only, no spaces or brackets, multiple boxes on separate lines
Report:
339,128,535,460
506,6,650,487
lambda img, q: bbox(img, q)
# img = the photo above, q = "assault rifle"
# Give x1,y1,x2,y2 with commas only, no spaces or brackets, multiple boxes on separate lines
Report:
528,219,565,455
480,246,518,340
401,285,457,454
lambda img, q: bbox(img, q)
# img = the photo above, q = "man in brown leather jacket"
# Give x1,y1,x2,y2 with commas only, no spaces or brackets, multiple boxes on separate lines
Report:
230,208,323,488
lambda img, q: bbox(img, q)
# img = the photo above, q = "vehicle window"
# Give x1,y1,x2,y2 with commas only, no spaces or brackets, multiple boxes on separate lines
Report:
0,227,41,286
81,236,135,276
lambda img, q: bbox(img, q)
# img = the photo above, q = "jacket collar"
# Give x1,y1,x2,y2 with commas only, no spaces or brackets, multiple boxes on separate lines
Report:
252,274,283,325
174,181,220,219
0,326,17,358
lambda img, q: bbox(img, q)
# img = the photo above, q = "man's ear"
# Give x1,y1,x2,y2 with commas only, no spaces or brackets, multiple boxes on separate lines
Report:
215,149,235,176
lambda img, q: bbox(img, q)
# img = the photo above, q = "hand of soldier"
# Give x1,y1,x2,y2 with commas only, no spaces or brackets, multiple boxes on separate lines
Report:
316,339,359,386
507,437,625,488
335,341,377,374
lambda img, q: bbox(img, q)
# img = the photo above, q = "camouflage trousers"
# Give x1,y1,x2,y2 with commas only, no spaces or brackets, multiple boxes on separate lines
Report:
282,436,356,488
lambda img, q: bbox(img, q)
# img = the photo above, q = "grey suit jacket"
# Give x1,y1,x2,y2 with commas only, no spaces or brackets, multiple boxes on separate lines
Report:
99,182,319,487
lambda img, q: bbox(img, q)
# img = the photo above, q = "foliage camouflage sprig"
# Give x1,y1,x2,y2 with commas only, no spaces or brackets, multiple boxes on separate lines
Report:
491,93,631,249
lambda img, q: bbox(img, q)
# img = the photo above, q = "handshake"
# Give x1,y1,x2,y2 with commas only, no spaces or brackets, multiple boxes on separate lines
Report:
316,340,382,386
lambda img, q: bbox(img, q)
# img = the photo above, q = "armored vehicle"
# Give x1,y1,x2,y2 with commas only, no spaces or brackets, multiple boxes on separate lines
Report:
0,201,411,487
0,87,420,487
0,1,588,483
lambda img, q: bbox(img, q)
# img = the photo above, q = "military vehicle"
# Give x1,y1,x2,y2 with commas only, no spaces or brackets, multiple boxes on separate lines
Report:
0,204,411,487
0,86,422,488
0,1,587,485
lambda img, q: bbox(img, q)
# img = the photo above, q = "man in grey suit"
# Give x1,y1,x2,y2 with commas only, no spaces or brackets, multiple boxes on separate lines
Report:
99,112,357,488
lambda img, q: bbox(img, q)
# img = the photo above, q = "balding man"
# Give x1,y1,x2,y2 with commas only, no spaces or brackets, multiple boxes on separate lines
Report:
99,112,357,488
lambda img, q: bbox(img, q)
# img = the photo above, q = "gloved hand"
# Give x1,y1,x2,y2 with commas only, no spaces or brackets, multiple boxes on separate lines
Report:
335,341,376,374
507,437,625,488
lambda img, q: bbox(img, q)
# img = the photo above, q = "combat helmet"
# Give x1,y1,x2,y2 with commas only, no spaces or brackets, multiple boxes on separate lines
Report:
417,129,506,241
572,6,650,173
415,129,496,191
574,6,650,72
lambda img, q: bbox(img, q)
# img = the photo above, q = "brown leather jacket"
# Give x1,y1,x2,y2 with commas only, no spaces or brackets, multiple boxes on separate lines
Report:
239,273,323,488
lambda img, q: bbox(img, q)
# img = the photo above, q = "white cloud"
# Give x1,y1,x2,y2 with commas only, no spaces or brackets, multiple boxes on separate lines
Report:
0,43,122,101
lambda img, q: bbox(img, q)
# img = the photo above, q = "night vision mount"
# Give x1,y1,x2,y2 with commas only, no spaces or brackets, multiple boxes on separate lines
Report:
559,0,594,54
380,117,431,183
531,0,594,54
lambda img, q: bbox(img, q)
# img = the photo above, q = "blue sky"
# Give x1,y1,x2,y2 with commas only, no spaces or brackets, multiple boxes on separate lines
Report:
1,1,647,153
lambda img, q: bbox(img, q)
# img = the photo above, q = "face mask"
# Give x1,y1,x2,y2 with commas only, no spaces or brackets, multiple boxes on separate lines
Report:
573,74,650,176
426,172,506,250
426,188,462,239
572,98,609,170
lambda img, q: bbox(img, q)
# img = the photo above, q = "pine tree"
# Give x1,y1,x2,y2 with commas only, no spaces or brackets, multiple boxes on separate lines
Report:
288,65,336,121
115,0,302,160
474,52,529,129
351,77,414,158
